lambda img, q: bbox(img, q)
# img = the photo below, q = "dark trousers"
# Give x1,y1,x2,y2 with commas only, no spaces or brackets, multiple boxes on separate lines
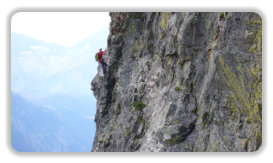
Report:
100,60,107,74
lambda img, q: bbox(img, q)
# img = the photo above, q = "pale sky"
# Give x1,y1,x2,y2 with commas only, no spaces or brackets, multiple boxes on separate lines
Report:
11,12,111,47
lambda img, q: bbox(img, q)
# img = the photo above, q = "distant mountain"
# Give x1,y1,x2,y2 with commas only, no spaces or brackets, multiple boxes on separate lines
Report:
11,92,96,152
11,28,108,152
11,33,67,57
11,28,108,99
11,92,66,152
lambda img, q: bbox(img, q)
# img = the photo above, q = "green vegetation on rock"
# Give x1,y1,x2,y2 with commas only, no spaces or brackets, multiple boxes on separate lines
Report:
125,130,132,136
132,101,146,111
160,12,170,30
174,86,180,92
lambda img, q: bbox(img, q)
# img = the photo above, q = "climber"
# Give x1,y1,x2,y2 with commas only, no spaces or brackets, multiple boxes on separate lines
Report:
96,48,108,74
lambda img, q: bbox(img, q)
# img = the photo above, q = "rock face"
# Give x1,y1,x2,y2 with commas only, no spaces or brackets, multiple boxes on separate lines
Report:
91,12,262,152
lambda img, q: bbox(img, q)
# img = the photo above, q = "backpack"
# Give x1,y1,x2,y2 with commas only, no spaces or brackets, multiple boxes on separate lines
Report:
95,53,99,61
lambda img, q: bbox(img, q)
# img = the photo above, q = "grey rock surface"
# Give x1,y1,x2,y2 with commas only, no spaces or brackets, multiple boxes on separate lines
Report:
91,12,262,152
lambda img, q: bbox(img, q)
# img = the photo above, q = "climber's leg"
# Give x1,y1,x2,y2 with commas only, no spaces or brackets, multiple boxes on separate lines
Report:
100,60,108,74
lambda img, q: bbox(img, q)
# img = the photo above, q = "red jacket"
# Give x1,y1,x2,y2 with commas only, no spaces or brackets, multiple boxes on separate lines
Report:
98,51,104,62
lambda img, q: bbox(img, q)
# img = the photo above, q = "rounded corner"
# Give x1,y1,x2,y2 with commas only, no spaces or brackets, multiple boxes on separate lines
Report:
9,10,20,23
249,10,264,24
251,141,263,153
10,141,22,153
9,10,26,25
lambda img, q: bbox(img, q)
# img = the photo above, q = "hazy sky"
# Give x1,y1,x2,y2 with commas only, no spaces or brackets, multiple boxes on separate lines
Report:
11,12,110,99
11,12,111,47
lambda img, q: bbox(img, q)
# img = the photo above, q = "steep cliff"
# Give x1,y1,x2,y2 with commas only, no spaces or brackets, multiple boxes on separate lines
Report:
91,12,262,152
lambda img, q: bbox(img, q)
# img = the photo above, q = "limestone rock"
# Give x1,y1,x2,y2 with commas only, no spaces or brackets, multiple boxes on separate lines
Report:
91,12,262,152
